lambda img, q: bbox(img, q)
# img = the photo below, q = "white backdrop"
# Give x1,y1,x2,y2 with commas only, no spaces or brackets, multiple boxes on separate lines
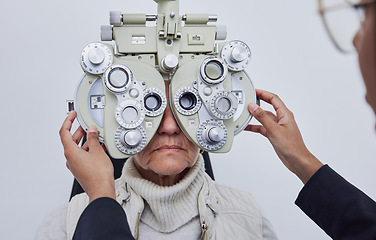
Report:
1,0,376,239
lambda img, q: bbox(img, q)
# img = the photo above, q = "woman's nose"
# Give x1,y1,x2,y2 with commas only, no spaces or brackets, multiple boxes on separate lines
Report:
157,103,181,135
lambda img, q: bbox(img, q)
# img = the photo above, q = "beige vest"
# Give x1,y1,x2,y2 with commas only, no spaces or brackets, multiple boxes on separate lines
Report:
67,168,264,239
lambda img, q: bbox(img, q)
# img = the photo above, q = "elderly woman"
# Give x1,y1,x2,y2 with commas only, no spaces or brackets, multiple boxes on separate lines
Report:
37,80,277,240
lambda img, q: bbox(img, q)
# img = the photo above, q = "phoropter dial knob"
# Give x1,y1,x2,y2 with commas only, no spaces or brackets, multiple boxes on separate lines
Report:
161,54,179,72
121,129,142,147
115,126,147,155
110,11,123,26
197,120,227,151
231,46,248,63
205,126,225,143
101,25,113,41
80,43,113,74
221,40,251,71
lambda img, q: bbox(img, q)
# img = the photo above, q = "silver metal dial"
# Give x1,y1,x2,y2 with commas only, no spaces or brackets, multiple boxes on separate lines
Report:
115,126,147,155
161,54,179,72
80,43,113,74
221,40,251,71
197,120,227,151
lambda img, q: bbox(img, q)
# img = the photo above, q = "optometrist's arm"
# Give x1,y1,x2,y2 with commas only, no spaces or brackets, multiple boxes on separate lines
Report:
73,197,135,240
244,89,323,184
245,90,376,239
59,111,116,202
60,112,135,240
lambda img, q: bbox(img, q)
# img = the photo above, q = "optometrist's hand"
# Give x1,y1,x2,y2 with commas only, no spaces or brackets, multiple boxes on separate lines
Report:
59,111,115,202
245,89,323,184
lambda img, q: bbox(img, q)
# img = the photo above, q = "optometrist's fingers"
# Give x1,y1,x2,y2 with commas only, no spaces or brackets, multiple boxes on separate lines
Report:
253,89,294,126
86,126,104,153
59,111,79,152
81,141,89,151
72,126,85,145
255,89,288,113
265,111,278,123
245,110,277,137
78,128,105,153
244,124,267,137
248,103,280,133
248,89,324,183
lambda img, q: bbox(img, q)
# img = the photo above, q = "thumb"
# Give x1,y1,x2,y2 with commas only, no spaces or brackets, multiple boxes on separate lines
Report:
87,125,102,152
248,103,278,132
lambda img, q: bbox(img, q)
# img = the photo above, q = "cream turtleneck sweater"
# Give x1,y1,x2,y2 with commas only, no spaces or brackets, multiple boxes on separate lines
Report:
122,156,205,239
65,154,277,240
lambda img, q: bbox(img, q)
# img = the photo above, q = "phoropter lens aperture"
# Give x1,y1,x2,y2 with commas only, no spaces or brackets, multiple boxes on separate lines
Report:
108,68,129,88
144,93,162,111
179,92,197,110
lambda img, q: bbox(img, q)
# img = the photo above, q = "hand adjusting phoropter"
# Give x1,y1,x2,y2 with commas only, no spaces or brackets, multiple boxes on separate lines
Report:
70,0,257,159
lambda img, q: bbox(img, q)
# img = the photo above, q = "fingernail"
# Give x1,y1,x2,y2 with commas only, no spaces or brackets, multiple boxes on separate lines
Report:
88,126,97,133
249,103,259,112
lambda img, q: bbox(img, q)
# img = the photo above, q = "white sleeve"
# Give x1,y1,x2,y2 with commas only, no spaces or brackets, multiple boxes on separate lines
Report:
262,216,279,240
35,204,68,240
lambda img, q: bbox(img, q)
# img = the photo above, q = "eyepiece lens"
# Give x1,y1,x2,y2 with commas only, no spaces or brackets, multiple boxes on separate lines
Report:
144,93,162,111
179,92,197,110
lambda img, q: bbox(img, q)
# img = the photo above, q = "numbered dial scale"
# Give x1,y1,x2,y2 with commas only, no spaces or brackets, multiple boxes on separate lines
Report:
80,43,113,74
75,42,167,159
170,41,257,153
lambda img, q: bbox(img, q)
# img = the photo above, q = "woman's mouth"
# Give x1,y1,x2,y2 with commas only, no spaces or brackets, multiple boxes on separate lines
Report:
154,145,185,152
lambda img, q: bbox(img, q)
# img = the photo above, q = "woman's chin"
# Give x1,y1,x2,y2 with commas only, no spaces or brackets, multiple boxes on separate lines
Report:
149,157,190,176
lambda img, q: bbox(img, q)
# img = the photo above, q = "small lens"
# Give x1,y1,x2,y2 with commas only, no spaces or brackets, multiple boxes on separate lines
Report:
122,106,138,123
144,93,162,111
216,97,232,113
109,68,129,88
204,61,223,80
179,92,197,110
200,58,228,85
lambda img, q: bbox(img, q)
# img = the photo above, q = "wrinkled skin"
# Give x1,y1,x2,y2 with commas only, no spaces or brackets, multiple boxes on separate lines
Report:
132,80,200,186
